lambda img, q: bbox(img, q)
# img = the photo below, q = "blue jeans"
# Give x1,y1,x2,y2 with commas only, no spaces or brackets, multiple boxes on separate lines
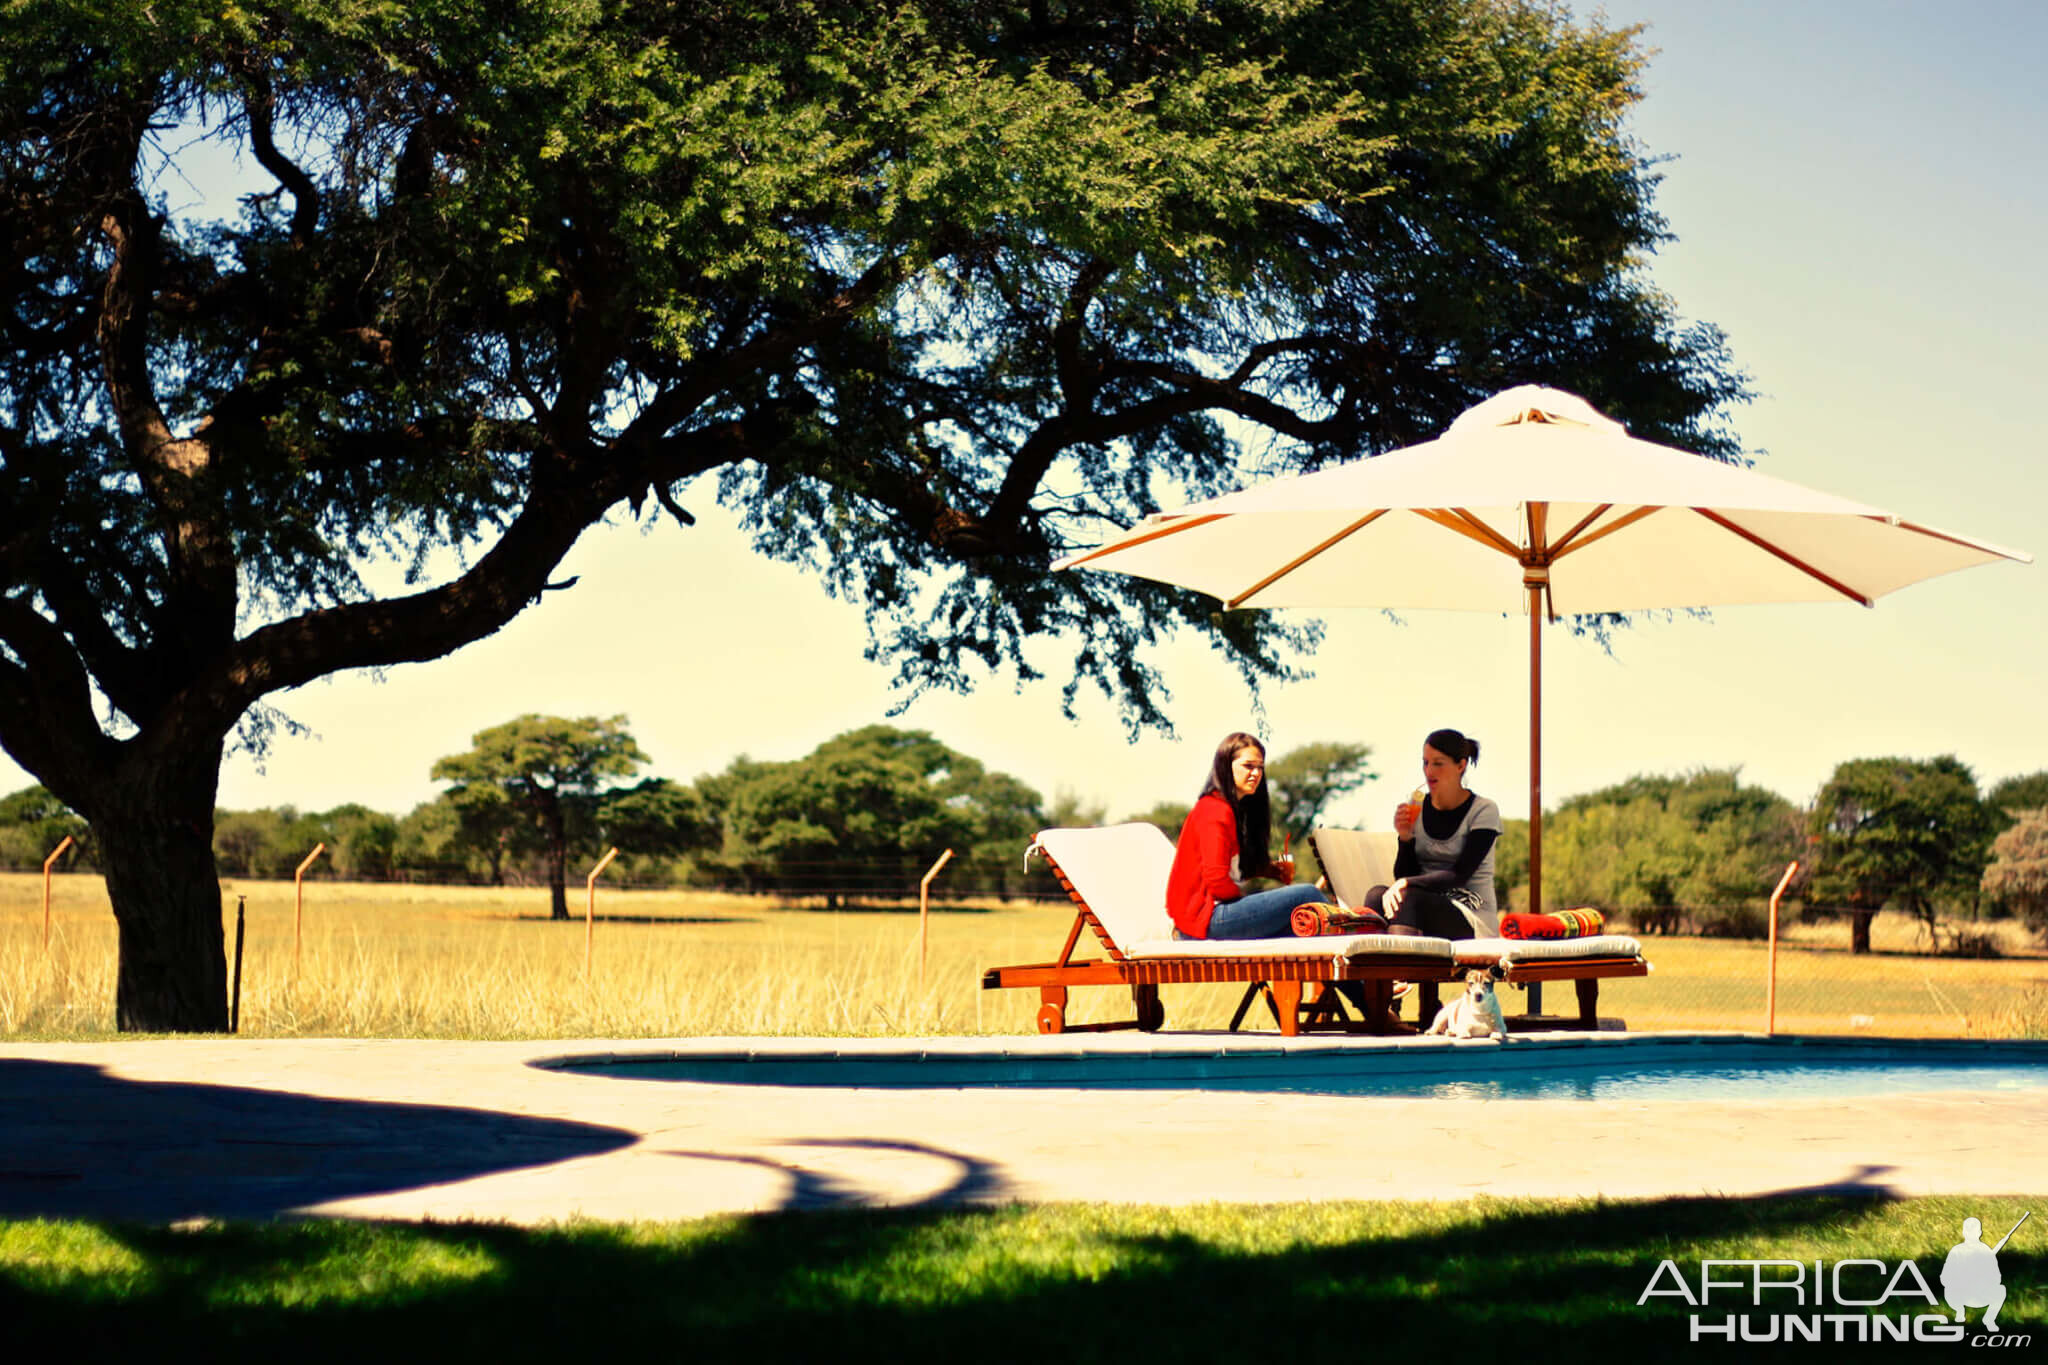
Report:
1207,883,1374,1016
1205,883,1330,939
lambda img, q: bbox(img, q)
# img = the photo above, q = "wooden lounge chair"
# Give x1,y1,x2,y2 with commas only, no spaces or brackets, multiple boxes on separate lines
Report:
1308,827,1652,1030
981,824,1457,1036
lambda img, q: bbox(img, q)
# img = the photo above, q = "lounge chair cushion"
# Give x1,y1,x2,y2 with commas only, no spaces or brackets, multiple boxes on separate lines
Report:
1308,826,1400,907
1124,932,1456,962
1032,824,1455,964
1452,935,1645,964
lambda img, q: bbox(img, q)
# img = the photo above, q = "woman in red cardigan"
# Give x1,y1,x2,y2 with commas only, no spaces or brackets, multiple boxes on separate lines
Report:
1166,732,1332,939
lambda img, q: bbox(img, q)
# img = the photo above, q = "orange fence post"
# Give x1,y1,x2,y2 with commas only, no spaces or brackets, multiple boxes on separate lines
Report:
1766,860,1800,1036
918,848,955,989
41,835,75,951
585,846,621,976
294,842,327,977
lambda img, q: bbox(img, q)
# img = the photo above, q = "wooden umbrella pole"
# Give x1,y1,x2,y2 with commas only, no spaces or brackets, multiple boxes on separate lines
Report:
1528,590,1542,912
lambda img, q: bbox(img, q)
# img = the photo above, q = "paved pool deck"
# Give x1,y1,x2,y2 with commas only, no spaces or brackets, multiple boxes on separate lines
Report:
3,1032,2043,1225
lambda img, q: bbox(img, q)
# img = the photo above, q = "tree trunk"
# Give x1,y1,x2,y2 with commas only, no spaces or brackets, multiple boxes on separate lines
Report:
1850,909,1874,955
543,796,569,921
89,749,230,1032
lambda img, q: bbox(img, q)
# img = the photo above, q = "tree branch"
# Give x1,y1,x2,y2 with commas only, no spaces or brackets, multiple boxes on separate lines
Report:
241,72,320,246
0,597,121,795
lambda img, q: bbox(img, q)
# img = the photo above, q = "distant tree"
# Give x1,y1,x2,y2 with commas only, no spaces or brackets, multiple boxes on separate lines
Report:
707,727,1042,906
1546,769,1799,932
1988,772,2048,825
1124,801,1194,838
315,804,400,882
598,778,719,860
432,716,649,920
1043,790,1110,832
1265,742,1376,841
212,808,287,880
1493,818,1530,912
1981,809,2048,941
1809,756,1999,953
0,783,90,871
393,796,478,884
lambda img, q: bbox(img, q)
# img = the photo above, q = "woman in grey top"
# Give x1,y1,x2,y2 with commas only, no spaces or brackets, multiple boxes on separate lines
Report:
1361,728,1501,939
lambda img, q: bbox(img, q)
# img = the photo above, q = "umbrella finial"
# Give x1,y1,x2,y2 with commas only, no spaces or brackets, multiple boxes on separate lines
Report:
1449,385,1627,438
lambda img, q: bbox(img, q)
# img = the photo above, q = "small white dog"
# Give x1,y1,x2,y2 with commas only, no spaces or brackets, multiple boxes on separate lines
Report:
1426,966,1507,1039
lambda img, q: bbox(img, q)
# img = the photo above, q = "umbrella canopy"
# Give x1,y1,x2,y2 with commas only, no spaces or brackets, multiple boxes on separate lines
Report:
1058,386,2031,911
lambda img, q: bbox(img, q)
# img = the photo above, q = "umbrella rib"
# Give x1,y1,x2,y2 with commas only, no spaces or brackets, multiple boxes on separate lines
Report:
1548,505,1662,560
1056,513,1227,569
1692,508,1875,606
1415,507,1520,558
1224,509,1387,608
1877,515,2031,562
1547,503,1615,557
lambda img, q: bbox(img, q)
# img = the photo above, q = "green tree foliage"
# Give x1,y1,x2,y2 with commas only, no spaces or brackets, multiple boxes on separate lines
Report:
596,778,721,885
702,726,1041,906
1981,809,2048,941
392,796,479,885
1809,756,1999,953
0,784,91,871
1265,742,1376,842
1124,801,1194,838
212,803,397,881
0,0,1749,1027
1543,770,1799,934
432,716,649,920
1988,772,2048,825
1044,790,1110,832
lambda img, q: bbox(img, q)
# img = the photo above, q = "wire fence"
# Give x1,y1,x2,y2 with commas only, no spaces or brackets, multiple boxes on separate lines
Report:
5,855,2045,1039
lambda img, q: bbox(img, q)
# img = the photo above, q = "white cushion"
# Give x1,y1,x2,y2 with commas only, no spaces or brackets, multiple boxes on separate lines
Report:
1309,827,1400,907
1453,934,1644,963
1031,825,1455,963
1126,934,1456,962
1031,824,1179,950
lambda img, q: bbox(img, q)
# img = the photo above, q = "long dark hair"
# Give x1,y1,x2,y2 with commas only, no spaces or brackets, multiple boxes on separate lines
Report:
1197,731,1272,863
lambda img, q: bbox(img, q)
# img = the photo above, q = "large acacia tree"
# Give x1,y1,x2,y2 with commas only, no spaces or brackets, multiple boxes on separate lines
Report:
0,0,1748,1029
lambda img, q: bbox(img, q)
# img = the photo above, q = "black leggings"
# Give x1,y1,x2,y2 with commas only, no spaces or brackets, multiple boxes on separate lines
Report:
1362,884,1477,940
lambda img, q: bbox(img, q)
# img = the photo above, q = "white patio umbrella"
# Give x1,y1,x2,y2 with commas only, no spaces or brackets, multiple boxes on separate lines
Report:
1058,385,2030,912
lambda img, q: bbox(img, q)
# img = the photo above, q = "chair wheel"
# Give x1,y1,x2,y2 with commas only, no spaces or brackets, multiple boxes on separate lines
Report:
1036,1003,1065,1034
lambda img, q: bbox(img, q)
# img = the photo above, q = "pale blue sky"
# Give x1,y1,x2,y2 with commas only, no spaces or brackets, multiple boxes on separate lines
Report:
6,1,2043,830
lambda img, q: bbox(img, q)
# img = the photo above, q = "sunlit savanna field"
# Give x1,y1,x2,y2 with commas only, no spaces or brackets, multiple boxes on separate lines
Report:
4,872,2044,1039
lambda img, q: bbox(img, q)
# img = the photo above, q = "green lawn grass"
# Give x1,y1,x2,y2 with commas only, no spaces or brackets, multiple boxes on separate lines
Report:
3,1197,2040,1359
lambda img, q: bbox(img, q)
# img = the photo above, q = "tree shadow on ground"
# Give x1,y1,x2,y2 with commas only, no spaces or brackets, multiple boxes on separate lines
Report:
0,1059,634,1221
6,1189,2034,1362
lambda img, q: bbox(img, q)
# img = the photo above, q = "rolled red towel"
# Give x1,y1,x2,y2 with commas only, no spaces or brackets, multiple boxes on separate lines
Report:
1500,908,1605,940
1293,906,1389,936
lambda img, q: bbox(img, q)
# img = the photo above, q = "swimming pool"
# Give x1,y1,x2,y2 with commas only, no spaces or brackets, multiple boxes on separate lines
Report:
544,1036,2048,1103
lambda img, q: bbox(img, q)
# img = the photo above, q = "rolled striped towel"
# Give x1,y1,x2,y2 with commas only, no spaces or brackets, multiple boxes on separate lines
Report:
1292,905,1390,937
1500,908,1606,940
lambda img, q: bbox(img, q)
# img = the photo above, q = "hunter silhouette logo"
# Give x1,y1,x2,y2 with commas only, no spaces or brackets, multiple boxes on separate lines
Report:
1943,1212,2028,1334
1638,1208,2032,1345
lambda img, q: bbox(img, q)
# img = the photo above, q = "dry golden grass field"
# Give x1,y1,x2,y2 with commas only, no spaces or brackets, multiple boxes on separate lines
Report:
4,872,2045,1039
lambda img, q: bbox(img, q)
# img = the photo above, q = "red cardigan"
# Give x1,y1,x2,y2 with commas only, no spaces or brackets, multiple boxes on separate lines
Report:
1166,793,1284,937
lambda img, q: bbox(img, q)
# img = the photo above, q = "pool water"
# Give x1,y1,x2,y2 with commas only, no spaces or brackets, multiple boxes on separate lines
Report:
549,1038,2048,1103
